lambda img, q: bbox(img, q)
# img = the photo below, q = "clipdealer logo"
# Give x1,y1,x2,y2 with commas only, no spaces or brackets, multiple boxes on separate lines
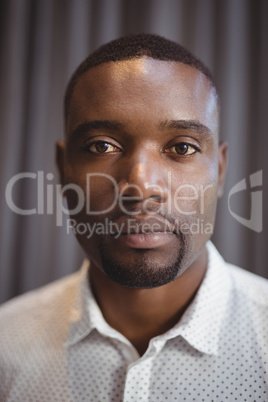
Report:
4,171,213,224
5,170,263,233
228,170,263,233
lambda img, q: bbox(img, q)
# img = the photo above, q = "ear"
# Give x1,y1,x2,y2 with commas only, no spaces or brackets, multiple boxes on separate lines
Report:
56,141,66,186
217,141,228,198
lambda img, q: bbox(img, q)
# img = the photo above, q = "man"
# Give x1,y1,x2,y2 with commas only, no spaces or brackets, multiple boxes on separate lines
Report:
0,33,267,401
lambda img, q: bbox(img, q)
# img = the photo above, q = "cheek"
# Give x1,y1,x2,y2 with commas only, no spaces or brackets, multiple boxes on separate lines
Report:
170,162,218,220
65,166,119,215
171,184,217,218
86,175,118,213
196,164,219,221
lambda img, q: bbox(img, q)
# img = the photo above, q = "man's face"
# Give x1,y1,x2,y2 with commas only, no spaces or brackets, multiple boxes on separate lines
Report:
58,57,227,288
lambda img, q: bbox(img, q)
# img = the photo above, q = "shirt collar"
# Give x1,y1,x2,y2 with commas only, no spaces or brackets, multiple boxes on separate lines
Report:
66,241,232,355
66,260,132,347
160,241,232,355
66,259,93,346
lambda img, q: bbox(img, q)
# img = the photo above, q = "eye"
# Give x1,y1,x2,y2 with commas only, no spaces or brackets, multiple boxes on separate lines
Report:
165,143,197,156
87,141,120,154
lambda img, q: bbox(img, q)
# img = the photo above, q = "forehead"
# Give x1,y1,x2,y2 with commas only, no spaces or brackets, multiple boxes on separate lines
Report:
67,57,219,136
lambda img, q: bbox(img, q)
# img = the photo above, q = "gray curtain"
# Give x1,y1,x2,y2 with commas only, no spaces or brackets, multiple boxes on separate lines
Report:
0,0,267,304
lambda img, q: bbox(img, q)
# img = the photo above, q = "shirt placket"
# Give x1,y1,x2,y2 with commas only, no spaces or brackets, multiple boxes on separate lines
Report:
122,340,165,402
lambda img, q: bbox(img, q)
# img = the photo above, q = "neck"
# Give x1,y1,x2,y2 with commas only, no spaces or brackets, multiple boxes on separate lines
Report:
90,248,207,356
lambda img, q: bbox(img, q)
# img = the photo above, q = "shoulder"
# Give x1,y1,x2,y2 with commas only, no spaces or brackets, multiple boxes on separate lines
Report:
0,271,81,350
223,262,268,336
207,241,268,324
207,241,268,306
0,270,84,399
0,271,80,318
227,262,268,306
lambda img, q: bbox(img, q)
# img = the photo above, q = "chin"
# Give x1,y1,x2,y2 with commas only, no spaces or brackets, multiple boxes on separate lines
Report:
99,239,186,289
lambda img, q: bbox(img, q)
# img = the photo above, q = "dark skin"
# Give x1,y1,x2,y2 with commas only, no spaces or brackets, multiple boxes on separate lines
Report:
57,57,228,355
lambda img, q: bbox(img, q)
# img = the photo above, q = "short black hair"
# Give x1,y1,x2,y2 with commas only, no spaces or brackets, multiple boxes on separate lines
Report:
64,33,216,123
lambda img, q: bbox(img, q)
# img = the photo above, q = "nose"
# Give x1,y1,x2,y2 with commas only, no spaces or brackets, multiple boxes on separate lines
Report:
118,152,169,203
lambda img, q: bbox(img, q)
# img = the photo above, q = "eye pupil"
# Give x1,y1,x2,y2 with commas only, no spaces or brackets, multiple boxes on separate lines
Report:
175,143,188,154
96,142,109,153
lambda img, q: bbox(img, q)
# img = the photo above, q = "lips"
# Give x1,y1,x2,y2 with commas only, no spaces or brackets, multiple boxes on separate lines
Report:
113,215,176,234
117,232,176,249
110,215,177,249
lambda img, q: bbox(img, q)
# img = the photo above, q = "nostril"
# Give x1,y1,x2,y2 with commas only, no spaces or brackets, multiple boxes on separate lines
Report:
121,194,140,200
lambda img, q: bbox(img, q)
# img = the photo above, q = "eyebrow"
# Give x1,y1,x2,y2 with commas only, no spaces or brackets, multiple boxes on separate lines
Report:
69,120,124,140
69,118,212,140
159,120,212,136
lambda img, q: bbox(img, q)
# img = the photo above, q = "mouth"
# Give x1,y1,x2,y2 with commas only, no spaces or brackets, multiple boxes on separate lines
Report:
110,215,177,249
117,232,176,249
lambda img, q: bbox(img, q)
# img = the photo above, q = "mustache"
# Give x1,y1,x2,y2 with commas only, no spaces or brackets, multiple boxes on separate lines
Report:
105,201,182,233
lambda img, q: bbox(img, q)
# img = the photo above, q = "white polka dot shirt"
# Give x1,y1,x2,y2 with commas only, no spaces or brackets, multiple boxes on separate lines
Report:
0,242,267,401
